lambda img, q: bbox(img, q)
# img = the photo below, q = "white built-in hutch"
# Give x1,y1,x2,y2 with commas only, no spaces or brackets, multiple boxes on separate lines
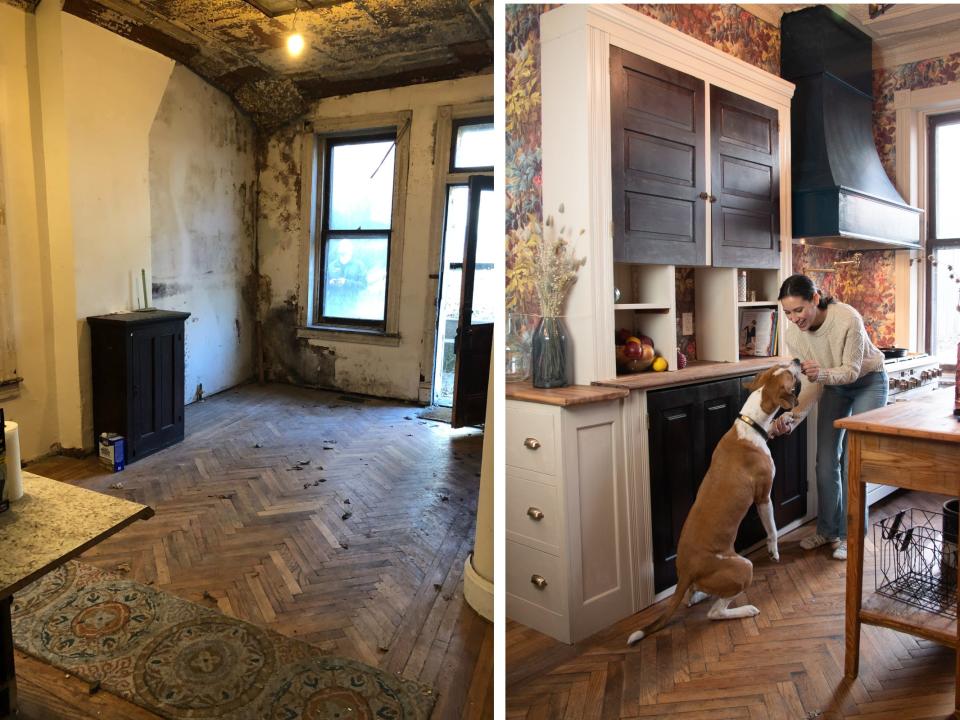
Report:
506,5,809,644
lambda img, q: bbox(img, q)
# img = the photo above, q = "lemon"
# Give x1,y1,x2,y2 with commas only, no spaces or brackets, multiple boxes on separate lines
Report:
652,356,668,372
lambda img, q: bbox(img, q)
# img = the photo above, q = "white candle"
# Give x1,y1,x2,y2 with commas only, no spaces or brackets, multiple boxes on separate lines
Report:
3,420,23,502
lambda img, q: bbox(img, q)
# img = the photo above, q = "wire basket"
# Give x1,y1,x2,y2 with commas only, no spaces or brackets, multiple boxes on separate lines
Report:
874,508,957,618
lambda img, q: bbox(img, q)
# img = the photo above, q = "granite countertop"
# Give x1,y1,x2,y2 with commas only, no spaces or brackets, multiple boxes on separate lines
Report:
0,472,154,597
593,356,794,391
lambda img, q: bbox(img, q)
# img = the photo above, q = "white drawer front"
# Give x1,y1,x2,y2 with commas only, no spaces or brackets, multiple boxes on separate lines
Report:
506,539,564,615
506,474,560,554
506,407,557,476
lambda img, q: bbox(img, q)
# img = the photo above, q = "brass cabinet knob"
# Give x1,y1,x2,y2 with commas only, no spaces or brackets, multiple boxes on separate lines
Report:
709,194,718,203
531,574,548,590
699,191,709,200
527,507,545,521
523,437,541,450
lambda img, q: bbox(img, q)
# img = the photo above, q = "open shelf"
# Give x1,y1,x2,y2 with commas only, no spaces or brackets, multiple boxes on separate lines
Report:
613,303,670,312
860,591,956,647
738,300,779,308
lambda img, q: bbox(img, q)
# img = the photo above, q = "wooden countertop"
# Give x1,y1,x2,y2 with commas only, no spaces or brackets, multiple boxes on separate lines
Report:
834,386,959,443
505,382,629,406
0,472,154,598
592,356,794,391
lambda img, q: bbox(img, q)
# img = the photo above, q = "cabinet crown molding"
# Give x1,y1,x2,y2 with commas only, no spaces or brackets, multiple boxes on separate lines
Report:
541,4,795,109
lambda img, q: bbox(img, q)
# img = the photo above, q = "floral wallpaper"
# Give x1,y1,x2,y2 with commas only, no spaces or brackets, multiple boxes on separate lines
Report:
505,3,781,320
873,52,960,182
791,244,897,348
675,267,697,360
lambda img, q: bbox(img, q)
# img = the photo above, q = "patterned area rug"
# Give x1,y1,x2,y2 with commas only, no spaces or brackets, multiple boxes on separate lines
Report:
12,561,436,719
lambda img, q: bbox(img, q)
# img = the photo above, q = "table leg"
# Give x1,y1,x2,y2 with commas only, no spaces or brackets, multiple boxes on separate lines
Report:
844,433,865,680
0,595,15,719
956,494,959,718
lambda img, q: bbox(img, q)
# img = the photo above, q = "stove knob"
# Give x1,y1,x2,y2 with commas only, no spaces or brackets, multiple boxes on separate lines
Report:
910,377,921,389
921,370,930,381
888,378,897,389
896,379,909,390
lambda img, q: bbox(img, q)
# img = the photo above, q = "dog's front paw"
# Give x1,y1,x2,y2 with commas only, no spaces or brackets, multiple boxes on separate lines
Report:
743,604,760,617
767,543,780,563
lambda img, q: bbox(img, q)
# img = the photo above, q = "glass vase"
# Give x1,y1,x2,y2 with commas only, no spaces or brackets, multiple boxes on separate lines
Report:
505,313,533,383
531,316,571,388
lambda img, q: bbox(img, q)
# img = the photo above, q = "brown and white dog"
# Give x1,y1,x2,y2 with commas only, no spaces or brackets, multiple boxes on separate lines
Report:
627,359,803,645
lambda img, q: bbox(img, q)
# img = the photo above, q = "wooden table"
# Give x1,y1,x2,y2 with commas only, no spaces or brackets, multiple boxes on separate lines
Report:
0,472,154,718
836,387,960,711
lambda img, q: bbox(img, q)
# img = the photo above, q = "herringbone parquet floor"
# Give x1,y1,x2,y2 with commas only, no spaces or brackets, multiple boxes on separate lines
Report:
14,382,492,719
507,491,957,720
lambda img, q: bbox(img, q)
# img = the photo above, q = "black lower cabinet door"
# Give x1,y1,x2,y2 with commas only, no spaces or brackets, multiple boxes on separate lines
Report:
648,378,741,593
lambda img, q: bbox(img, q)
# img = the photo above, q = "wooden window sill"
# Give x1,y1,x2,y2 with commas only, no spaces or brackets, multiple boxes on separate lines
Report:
296,326,401,347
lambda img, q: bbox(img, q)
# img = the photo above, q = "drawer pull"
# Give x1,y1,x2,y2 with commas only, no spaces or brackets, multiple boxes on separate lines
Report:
530,574,548,590
523,437,541,450
527,507,545,521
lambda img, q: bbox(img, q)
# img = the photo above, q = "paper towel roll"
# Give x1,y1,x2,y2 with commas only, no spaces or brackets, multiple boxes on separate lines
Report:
3,421,23,502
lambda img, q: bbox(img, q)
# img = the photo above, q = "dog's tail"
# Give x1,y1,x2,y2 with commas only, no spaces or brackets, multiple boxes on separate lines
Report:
626,576,692,645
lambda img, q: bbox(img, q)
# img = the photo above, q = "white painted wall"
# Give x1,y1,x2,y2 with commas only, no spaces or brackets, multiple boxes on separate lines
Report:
258,75,494,400
0,4,60,461
149,65,257,402
0,3,256,458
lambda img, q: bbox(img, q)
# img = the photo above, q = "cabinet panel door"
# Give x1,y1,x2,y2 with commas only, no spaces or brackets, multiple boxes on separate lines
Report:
611,46,706,266
648,378,740,593
131,322,185,460
711,87,780,269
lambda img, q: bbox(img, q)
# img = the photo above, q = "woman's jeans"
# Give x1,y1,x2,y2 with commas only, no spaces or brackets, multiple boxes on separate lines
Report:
815,369,889,540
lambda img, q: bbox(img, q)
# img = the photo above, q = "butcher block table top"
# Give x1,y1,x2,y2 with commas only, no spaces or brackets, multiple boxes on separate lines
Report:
834,386,960,712
505,382,629,406
834,386,960,443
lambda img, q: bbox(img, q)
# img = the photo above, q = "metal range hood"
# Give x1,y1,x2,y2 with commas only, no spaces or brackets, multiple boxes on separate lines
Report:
781,6,922,250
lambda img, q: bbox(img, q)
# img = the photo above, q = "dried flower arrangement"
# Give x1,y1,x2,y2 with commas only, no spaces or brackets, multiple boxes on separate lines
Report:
533,204,587,317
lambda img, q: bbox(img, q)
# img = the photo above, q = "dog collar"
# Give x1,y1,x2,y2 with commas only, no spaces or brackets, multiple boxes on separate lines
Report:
737,414,770,442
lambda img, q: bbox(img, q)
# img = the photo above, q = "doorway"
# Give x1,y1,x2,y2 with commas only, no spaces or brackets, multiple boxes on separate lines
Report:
431,118,495,409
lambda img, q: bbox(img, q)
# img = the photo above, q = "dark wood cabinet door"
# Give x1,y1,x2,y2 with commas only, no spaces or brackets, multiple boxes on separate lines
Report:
711,87,780,269
130,321,184,460
610,46,707,266
648,378,740,593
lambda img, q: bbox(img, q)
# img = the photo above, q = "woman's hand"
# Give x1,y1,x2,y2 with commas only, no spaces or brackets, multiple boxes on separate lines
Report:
769,414,794,438
800,360,820,382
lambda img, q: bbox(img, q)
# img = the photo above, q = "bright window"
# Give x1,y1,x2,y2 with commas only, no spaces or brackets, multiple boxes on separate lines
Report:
928,112,960,368
316,134,396,327
450,118,495,172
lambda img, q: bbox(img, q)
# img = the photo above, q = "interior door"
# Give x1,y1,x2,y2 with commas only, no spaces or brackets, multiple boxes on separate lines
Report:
451,175,495,428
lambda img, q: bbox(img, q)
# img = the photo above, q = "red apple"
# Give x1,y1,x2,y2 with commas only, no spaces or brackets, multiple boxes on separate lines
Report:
623,340,642,358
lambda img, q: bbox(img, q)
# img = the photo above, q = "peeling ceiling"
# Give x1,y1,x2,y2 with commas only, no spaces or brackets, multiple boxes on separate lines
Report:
4,0,493,129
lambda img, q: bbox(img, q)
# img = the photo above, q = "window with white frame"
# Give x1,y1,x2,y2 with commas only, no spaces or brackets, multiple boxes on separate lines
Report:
306,115,409,336
927,111,960,369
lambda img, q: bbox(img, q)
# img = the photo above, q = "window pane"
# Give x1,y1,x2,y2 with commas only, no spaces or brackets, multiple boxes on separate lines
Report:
471,188,498,324
933,245,960,367
936,121,960,239
453,122,495,170
329,140,395,230
322,236,388,321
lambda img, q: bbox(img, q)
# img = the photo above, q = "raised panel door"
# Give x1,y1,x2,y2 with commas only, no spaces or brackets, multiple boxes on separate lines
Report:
611,46,707,265
711,87,780,268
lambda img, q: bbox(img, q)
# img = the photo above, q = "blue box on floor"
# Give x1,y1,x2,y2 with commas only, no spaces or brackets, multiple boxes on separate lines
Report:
99,433,125,472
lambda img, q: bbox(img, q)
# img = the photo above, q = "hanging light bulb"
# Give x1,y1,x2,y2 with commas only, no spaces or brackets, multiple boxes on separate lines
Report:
287,3,304,57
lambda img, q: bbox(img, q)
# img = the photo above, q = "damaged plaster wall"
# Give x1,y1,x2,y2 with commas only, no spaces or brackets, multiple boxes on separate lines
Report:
257,75,492,400
149,65,257,402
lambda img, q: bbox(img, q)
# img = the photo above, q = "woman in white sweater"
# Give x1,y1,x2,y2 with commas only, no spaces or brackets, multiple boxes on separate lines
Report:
770,274,888,561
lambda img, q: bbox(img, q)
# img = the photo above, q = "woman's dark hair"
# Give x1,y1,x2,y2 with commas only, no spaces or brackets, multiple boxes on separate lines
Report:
778,274,835,310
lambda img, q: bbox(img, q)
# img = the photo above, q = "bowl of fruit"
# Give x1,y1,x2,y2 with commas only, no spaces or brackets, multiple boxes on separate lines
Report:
615,330,655,373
